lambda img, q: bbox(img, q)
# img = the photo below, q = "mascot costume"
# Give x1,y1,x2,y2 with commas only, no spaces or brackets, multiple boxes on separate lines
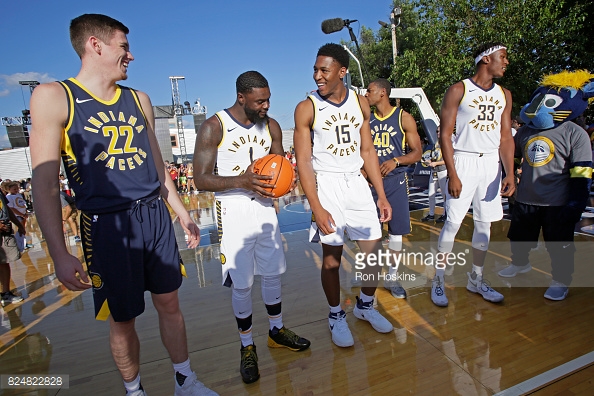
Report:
498,70,594,301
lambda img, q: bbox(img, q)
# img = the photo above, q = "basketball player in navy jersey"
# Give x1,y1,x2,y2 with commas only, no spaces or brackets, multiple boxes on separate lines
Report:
294,43,394,348
29,14,216,396
432,42,515,307
193,71,310,384
364,78,422,299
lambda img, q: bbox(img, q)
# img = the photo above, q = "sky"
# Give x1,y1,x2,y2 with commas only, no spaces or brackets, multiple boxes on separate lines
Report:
0,0,396,149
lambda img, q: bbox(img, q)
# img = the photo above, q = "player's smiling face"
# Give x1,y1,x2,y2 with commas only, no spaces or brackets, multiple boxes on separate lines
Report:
101,30,133,81
313,56,346,97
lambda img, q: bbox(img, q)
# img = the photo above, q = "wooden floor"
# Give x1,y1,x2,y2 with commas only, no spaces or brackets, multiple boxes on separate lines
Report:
1,198,594,395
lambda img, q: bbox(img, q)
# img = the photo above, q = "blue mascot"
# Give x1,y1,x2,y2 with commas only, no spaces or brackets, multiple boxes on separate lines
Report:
498,70,594,300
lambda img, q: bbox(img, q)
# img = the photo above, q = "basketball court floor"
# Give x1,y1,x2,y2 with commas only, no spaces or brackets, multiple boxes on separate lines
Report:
1,187,593,395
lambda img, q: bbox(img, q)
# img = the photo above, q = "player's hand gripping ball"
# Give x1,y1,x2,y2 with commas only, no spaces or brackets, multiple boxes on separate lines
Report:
253,154,295,197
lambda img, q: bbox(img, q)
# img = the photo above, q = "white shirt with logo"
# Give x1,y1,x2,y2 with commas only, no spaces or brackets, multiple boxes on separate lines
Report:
453,78,506,154
309,89,364,173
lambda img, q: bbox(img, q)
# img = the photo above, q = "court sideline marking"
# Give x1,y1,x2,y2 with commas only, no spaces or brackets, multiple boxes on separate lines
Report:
494,351,594,395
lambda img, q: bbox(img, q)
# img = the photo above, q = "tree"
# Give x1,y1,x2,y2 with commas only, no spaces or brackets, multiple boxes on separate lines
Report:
345,0,593,119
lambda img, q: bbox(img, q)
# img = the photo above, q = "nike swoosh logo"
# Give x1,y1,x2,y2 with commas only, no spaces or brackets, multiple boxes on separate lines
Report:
76,98,93,104
370,119,376,124
318,106,328,111
239,310,247,315
562,244,571,248
330,324,335,330
469,89,478,92
275,296,280,300
227,127,237,132
399,180,405,184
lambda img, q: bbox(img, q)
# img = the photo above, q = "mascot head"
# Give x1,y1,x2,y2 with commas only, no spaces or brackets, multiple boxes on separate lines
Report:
520,70,594,129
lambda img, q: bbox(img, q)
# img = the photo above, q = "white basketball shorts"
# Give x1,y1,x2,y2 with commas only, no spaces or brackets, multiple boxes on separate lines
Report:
309,171,382,246
217,196,286,289
445,151,503,224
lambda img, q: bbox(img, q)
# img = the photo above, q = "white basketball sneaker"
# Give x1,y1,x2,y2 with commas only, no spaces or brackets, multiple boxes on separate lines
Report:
353,296,393,333
328,310,354,347
466,272,504,303
431,276,448,307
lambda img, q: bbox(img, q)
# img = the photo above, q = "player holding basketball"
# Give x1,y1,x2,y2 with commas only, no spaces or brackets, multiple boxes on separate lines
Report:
29,14,216,395
294,43,394,348
193,71,310,384
364,78,422,299
431,42,515,307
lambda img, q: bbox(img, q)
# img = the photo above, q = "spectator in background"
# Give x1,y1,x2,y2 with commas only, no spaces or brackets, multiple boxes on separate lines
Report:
511,116,524,137
421,127,448,223
59,173,72,196
60,191,81,243
186,164,196,194
5,181,31,251
169,164,179,190
0,188,26,306
21,178,33,212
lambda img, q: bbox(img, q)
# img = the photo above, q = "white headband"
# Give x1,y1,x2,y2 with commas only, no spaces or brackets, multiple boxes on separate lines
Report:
474,45,507,65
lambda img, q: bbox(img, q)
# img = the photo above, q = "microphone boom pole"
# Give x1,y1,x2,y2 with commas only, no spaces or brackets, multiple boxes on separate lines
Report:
321,18,370,86
345,23,369,86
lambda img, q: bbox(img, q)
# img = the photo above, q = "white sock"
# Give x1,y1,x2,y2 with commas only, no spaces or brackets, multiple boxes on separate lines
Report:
472,264,483,276
388,264,399,277
239,326,254,347
173,358,192,377
329,304,342,314
359,291,374,304
124,374,141,393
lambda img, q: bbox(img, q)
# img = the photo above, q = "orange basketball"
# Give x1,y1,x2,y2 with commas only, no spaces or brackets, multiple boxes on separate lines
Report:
252,154,295,197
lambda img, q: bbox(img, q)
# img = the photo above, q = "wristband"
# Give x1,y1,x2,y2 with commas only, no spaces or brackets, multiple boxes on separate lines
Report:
393,158,400,167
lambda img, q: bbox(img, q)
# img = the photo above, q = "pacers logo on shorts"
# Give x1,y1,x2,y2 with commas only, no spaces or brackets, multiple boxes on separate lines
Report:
89,271,104,289
220,253,226,265
525,136,555,167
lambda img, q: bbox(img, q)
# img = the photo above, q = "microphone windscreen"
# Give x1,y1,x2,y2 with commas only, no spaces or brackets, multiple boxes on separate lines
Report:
321,18,345,34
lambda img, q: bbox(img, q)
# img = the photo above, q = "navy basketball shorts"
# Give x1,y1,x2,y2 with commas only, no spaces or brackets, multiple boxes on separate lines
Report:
82,195,183,322
371,172,411,236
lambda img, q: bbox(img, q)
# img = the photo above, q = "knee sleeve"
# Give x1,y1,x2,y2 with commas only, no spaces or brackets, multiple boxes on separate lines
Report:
232,285,252,319
437,220,461,253
472,220,491,251
388,234,403,251
261,275,282,306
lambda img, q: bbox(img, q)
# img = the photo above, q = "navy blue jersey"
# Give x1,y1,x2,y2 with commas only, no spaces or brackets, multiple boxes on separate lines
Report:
370,106,406,176
59,78,160,213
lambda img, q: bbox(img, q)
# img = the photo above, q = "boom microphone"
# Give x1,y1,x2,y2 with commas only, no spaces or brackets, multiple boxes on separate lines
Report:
321,18,358,34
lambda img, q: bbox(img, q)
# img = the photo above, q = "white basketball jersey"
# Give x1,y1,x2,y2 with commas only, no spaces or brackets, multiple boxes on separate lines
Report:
215,109,272,198
453,78,506,154
309,89,364,173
